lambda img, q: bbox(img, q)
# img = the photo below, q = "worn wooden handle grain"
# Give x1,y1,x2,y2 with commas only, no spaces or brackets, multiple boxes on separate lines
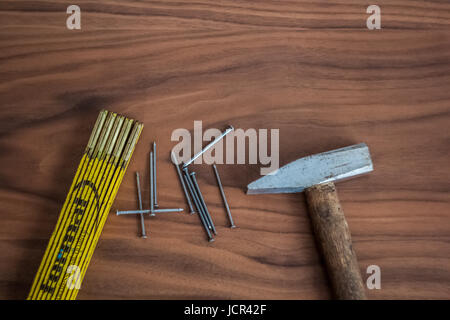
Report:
305,182,366,300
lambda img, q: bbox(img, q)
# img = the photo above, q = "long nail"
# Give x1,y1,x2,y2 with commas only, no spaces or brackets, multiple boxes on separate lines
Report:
150,151,154,212
184,169,211,231
190,172,217,235
116,208,184,215
136,172,147,238
212,164,235,228
171,151,195,214
153,142,158,208
183,169,214,242
183,125,233,168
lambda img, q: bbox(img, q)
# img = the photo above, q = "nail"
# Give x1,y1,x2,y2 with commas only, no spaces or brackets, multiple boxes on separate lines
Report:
183,169,214,242
136,172,147,238
183,125,234,168
171,151,195,214
116,208,184,215
150,151,154,212
189,172,217,235
184,169,211,231
212,164,236,228
153,142,158,208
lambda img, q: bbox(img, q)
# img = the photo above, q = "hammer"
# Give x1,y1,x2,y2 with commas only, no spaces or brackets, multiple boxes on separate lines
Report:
247,143,373,299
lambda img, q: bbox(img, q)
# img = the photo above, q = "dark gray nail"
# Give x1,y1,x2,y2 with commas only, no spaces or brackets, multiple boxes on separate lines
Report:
171,151,195,214
150,151,154,215
212,164,236,228
153,142,158,208
183,169,214,242
136,172,147,238
189,172,217,235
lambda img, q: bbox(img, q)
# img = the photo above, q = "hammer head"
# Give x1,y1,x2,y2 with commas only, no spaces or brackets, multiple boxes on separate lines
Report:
247,143,373,194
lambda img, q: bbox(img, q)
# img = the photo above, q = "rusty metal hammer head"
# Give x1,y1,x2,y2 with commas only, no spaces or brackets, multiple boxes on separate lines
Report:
247,143,373,194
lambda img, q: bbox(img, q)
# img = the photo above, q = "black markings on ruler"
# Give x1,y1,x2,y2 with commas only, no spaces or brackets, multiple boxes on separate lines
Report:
39,195,88,293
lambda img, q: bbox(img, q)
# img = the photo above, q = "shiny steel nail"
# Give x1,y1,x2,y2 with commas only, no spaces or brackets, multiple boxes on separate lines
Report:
212,164,235,228
116,208,184,215
182,125,234,168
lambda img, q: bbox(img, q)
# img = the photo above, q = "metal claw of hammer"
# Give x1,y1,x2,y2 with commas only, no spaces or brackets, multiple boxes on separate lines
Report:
247,143,373,300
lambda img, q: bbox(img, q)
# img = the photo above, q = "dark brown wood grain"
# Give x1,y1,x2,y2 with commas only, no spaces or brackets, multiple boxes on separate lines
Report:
0,1,449,299
305,182,366,300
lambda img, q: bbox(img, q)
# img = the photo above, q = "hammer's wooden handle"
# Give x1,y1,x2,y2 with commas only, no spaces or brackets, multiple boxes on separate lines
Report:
305,182,366,300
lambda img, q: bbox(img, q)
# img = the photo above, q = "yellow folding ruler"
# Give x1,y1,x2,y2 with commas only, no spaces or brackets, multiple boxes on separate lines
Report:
27,110,143,300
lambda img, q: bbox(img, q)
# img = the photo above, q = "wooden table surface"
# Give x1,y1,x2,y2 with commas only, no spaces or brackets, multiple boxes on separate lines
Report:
1,1,449,300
